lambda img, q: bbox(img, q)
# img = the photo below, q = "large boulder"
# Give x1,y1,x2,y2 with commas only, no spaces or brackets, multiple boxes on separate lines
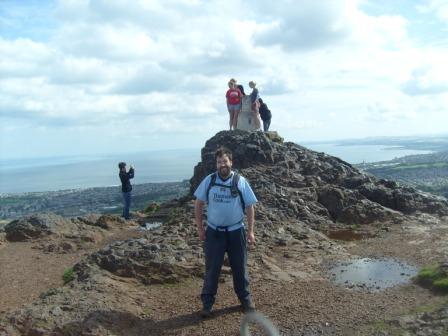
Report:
358,181,448,216
4,214,70,241
77,237,203,284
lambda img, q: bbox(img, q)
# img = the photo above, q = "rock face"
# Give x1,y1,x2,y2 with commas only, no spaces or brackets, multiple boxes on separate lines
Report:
5,214,68,241
4,213,127,252
190,130,448,228
78,237,203,285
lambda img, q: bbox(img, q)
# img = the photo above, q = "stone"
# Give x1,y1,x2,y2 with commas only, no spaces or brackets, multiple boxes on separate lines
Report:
236,96,261,131
5,214,69,241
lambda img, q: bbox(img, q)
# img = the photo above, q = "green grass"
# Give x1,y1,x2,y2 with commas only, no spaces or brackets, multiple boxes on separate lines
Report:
143,202,160,214
367,320,401,336
62,267,75,284
416,264,448,293
433,278,448,291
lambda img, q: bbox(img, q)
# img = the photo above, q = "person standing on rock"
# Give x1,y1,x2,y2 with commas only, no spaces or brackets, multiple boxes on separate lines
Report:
118,162,134,220
194,147,257,318
226,80,243,130
249,81,262,130
258,98,272,132
229,78,246,96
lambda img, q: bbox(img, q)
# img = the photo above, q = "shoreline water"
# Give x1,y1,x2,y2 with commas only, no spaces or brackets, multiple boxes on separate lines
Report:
0,149,200,194
1,140,446,195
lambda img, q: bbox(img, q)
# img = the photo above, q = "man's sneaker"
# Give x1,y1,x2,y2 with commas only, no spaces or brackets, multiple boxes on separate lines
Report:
241,301,256,313
200,308,212,318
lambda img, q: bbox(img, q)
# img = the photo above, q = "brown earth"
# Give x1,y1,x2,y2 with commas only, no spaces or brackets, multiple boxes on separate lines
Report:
0,221,144,314
1,214,447,335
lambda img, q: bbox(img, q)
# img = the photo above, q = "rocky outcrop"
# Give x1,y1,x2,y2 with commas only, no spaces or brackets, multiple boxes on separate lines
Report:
382,306,448,335
5,214,69,241
3,213,130,255
190,130,448,228
77,237,203,284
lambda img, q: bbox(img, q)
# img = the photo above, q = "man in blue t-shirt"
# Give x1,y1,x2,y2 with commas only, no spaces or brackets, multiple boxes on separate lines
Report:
194,147,258,318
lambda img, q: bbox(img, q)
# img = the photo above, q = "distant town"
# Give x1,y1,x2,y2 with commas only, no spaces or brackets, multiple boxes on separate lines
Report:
0,181,189,220
356,151,448,199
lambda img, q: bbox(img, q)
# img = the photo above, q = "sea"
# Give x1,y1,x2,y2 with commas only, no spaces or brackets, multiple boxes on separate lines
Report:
0,149,200,194
303,143,434,164
0,144,434,195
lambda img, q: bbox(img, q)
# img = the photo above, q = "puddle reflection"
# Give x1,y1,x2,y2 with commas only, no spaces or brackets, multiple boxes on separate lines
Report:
326,229,374,241
329,258,418,291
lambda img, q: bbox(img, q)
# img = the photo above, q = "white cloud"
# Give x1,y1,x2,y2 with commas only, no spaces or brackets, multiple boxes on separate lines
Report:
1,0,447,158
364,101,418,122
401,62,448,95
417,0,448,21
252,0,354,51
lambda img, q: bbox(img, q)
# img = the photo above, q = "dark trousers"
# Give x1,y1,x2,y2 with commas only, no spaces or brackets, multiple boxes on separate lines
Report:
201,226,251,309
122,191,131,219
262,118,271,132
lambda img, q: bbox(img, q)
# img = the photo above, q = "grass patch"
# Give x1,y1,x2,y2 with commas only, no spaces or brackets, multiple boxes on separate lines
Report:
367,320,401,336
433,278,448,291
415,264,448,293
144,202,160,214
62,267,75,284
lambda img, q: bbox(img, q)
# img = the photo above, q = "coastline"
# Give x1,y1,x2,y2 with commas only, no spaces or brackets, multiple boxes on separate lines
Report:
0,181,190,220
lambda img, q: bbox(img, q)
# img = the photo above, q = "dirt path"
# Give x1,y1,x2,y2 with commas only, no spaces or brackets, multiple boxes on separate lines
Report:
0,225,144,314
0,242,79,314
1,219,447,335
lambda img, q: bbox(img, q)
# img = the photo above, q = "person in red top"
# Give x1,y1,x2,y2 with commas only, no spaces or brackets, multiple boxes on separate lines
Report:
226,81,242,130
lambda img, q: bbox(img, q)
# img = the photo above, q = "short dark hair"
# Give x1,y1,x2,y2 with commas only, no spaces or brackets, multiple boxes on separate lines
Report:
118,162,126,169
215,147,232,161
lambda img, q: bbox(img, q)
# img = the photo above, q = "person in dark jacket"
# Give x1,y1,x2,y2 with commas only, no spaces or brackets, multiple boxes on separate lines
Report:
118,162,134,220
237,84,246,96
258,98,272,132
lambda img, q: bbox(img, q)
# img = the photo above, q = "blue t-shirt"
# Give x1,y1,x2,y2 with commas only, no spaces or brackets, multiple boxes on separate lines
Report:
194,171,258,228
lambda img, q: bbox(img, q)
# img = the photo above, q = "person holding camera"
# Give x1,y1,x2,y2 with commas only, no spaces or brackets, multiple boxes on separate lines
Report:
118,162,134,220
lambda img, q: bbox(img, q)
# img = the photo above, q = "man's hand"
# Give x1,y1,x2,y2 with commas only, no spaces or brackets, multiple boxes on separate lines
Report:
247,230,255,245
246,205,256,246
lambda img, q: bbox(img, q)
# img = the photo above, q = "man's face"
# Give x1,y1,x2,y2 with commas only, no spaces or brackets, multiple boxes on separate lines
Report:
216,154,232,178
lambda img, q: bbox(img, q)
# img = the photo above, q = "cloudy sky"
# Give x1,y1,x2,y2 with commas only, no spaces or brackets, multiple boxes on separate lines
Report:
1,0,448,159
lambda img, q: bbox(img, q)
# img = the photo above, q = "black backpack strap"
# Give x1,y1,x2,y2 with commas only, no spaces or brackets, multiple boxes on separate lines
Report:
207,172,246,212
231,173,245,212
206,173,217,203
230,172,239,197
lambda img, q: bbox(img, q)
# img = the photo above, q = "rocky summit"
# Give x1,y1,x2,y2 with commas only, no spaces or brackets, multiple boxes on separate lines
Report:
192,130,448,228
1,130,448,336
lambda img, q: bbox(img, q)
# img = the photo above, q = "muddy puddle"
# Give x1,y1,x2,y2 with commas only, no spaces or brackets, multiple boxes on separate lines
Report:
328,257,418,291
325,229,375,241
